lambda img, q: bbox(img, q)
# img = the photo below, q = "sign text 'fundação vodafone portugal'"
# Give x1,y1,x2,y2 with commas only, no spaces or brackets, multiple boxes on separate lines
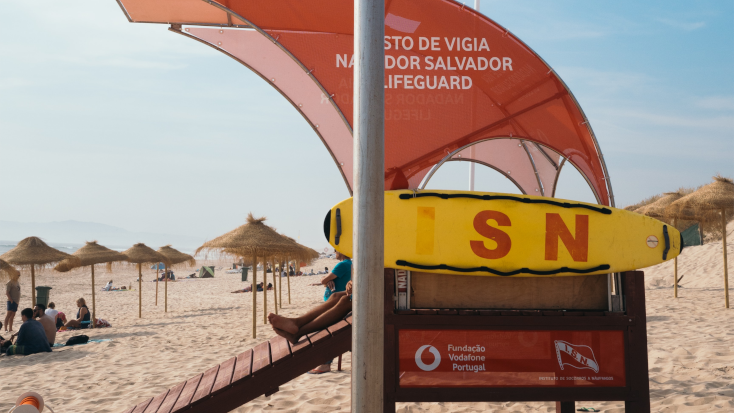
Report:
399,329,626,387
325,190,682,277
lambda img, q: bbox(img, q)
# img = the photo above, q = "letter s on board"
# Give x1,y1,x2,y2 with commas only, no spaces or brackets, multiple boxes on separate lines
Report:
470,210,511,259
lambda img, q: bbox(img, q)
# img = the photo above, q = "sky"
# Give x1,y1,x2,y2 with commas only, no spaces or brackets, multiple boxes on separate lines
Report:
0,0,732,251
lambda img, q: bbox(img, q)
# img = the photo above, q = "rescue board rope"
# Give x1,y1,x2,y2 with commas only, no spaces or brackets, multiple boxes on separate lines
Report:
395,260,610,276
398,192,612,214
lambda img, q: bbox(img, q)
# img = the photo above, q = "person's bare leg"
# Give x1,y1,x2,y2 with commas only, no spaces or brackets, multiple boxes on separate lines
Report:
6,311,15,332
65,320,81,328
270,292,346,334
273,295,352,344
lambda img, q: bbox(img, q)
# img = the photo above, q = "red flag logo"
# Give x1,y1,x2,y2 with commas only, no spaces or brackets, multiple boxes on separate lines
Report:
554,340,599,373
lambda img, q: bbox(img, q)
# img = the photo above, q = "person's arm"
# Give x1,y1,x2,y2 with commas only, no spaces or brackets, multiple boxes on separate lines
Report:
5,285,12,303
320,273,336,289
15,324,26,346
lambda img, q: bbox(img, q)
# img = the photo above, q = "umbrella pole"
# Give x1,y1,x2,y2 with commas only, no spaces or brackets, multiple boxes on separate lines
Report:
722,209,729,309
156,265,159,306
30,264,36,308
91,264,96,329
165,264,168,313
272,259,278,315
287,259,291,304
263,257,268,324
252,253,257,339
138,263,142,318
279,259,283,309
674,218,678,298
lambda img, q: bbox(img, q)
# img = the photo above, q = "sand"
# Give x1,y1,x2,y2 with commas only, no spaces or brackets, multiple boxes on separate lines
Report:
1,223,733,412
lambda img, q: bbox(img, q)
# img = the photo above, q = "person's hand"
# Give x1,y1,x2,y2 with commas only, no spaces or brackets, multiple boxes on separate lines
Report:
346,280,353,295
326,280,335,290
320,276,332,286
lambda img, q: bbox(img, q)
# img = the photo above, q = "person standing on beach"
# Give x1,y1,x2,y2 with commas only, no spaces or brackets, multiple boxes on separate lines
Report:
5,272,20,332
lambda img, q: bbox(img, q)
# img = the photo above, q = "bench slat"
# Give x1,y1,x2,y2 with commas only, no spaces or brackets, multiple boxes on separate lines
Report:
155,381,186,413
252,341,272,374
289,335,311,355
211,356,236,394
270,335,292,365
170,373,203,413
327,320,350,336
190,365,220,405
131,398,152,413
232,349,253,382
308,329,331,345
143,389,169,413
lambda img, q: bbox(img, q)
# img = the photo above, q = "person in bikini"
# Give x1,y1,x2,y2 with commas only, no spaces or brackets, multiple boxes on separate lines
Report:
269,280,352,345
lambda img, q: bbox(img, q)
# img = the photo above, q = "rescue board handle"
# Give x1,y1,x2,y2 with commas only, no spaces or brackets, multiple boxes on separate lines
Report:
335,208,342,245
395,260,610,276
398,192,612,215
662,225,670,260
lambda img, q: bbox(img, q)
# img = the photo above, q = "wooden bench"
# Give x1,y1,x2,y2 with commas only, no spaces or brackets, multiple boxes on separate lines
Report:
123,316,352,413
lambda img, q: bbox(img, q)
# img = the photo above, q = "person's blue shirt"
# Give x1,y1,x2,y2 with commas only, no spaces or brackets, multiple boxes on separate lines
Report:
15,319,52,354
324,258,352,301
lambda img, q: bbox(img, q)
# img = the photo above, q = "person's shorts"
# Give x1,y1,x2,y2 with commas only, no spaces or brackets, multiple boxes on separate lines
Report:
6,301,18,312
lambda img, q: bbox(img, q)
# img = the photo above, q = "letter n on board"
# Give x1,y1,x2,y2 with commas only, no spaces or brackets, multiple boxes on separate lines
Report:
416,207,435,255
545,213,589,262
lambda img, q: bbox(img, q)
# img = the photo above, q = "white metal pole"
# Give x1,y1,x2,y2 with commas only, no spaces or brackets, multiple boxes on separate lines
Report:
353,0,385,410
474,0,481,11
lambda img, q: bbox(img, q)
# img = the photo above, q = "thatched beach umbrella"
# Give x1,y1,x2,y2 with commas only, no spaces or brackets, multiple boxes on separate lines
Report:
667,176,734,308
157,245,195,313
54,241,127,328
0,259,20,282
196,213,296,338
123,243,170,318
0,237,78,307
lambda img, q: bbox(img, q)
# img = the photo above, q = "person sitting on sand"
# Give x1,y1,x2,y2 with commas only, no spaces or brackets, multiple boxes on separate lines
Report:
5,308,52,356
45,302,59,325
64,298,91,329
269,279,352,346
33,304,56,346
103,280,114,291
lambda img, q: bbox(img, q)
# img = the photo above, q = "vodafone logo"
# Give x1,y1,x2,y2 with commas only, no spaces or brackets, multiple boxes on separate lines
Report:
415,345,441,371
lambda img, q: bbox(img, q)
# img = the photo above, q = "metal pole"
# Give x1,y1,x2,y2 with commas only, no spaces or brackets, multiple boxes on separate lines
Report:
469,148,475,191
165,264,168,313
91,264,96,329
353,0,385,410
252,253,257,338
263,256,268,324
138,263,142,318
474,0,481,11
722,209,729,309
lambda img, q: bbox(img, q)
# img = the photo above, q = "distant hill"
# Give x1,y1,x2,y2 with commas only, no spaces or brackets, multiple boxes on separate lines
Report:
0,220,204,252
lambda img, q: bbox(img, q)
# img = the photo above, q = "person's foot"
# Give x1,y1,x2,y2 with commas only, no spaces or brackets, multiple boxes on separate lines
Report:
270,314,298,334
308,364,331,374
273,327,299,344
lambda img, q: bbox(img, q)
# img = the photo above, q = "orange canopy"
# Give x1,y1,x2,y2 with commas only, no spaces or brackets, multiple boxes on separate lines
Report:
116,0,614,205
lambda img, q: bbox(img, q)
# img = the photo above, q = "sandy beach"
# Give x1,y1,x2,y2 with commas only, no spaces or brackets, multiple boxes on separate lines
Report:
2,223,733,413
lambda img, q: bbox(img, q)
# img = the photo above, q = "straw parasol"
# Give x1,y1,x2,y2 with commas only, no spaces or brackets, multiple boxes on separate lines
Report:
123,243,170,318
0,236,79,307
667,175,734,308
157,245,196,313
54,241,127,328
0,259,20,283
196,213,299,338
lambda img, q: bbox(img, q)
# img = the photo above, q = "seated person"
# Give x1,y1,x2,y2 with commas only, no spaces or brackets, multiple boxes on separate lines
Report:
55,311,67,329
308,269,316,276
103,280,114,291
45,302,59,326
269,280,352,345
64,298,91,329
34,304,56,346
5,308,52,356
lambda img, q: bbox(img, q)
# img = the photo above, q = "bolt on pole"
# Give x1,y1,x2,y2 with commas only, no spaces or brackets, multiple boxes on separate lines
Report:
352,0,385,411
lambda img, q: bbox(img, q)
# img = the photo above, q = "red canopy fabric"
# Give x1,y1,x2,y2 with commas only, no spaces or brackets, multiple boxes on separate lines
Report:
116,0,613,205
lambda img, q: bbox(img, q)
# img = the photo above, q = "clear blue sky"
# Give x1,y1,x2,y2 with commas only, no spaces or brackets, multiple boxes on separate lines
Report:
0,0,732,250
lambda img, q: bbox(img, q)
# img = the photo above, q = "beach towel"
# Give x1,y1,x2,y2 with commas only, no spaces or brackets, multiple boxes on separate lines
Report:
52,339,111,348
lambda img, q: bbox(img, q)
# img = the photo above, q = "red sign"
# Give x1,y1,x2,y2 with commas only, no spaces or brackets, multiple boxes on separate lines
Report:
399,329,625,388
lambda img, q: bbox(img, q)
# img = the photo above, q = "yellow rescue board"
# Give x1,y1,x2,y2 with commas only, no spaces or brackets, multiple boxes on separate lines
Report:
324,190,682,277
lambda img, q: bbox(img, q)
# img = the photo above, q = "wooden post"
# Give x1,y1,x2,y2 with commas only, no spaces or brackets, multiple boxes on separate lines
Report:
278,259,283,309
287,257,292,304
164,263,168,313
155,264,159,306
271,258,278,315
91,264,96,329
674,218,678,298
353,0,385,410
723,209,729,309
252,253,257,339
31,264,36,308
138,263,142,318
263,256,268,324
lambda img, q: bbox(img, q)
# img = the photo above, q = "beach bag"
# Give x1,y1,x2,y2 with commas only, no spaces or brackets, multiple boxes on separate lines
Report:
65,335,89,346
